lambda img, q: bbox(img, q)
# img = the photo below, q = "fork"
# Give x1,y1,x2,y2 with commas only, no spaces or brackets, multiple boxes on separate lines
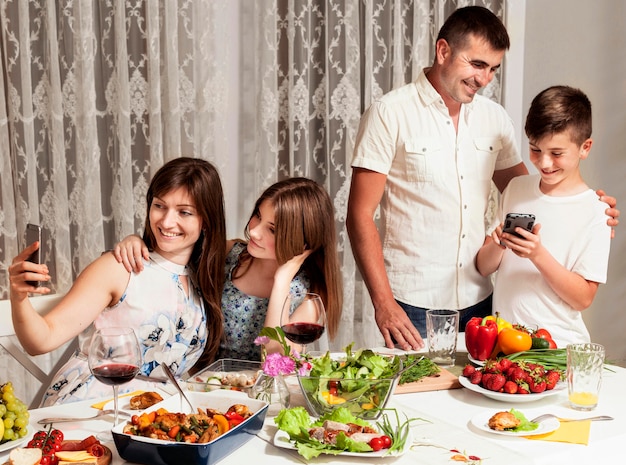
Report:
37,409,129,425
530,413,614,423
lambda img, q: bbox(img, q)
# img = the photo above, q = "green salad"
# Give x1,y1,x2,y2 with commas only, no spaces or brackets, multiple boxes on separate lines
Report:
275,407,376,459
299,345,402,419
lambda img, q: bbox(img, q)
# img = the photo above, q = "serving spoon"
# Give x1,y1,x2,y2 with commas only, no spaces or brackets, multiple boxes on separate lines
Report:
530,413,613,423
162,363,194,411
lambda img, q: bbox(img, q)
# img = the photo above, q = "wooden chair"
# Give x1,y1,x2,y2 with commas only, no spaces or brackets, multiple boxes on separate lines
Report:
0,294,79,408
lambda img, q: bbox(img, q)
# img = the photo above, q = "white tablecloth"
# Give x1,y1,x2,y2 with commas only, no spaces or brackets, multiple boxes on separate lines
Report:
2,360,624,465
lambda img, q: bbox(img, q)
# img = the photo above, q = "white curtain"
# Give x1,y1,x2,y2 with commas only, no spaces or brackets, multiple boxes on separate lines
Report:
0,0,504,404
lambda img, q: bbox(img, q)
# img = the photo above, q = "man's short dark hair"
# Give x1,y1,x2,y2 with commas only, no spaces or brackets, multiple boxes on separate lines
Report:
437,6,510,52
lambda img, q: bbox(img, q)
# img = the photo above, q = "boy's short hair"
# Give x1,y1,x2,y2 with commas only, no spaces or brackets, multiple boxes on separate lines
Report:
437,6,510,52
525,85,592,146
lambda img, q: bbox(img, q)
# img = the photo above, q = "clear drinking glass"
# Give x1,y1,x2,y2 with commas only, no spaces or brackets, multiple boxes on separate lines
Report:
88,327,142,440
280,292,326,354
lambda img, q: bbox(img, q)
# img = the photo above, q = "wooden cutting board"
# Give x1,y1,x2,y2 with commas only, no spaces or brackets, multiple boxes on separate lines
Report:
394,367,461,394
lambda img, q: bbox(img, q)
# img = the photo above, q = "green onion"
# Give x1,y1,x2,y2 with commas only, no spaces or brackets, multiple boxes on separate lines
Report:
503,348,567,371
376,408,427,455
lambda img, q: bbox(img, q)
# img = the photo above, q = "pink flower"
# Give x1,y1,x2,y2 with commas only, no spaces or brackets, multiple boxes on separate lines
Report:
262,352,296,376
254,335,270,345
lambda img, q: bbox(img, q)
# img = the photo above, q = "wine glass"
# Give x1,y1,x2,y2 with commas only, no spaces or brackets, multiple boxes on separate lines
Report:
88,327,142,440
280,292,326,354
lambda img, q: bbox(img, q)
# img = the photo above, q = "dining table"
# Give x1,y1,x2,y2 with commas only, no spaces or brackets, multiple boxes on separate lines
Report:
2,337,624,465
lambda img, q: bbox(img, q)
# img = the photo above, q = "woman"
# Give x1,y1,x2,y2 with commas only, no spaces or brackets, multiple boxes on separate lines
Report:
9,157,226,405
115,177,343,361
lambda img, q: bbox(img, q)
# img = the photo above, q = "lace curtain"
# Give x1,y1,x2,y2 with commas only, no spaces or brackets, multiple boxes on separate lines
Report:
0,0,504,403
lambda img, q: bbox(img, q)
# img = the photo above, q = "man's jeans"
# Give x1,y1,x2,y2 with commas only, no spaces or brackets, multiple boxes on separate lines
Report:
397,295,493,336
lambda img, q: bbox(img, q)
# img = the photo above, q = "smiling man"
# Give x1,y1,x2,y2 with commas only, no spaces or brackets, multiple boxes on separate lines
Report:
346,6,528,351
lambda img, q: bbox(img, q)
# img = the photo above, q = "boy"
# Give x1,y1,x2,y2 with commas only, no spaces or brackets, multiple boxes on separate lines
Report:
475,86,611,346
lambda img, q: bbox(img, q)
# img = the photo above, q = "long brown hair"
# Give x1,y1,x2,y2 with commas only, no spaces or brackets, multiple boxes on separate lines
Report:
143,157,226,368
238,177,342,338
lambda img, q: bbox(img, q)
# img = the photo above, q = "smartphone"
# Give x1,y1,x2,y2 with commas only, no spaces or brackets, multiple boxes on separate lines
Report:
25,223,42,286
503,213,535,239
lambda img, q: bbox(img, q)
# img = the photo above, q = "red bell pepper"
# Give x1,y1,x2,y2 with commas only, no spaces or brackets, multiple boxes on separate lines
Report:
465,316,498,361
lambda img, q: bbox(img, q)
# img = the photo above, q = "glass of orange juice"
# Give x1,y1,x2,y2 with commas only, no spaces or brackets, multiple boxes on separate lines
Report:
566,343,605,411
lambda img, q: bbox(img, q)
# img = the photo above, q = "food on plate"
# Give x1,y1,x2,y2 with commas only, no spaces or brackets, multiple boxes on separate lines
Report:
129,391,163,410
8,448,42,465
487,409,538,433
275,406,402,459
25,429,106,465
488,411,520,431
462,358,563,395
465,316,498,361
503,348,566,372
123,404,253,443
1,381,30,444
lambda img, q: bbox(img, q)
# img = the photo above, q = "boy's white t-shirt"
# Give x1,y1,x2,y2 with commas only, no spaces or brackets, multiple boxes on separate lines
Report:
492,174,611,346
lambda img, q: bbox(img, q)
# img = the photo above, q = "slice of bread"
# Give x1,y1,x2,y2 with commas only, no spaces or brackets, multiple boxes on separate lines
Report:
8,447,43,465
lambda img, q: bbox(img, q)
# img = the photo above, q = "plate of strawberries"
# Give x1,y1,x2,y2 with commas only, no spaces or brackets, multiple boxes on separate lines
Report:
458,359,566,403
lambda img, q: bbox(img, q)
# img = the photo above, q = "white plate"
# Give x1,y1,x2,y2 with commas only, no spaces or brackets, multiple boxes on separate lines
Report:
467,353,486,366
470,410,559,436
273,429,411,457
459,375,566,403
0,435,28,453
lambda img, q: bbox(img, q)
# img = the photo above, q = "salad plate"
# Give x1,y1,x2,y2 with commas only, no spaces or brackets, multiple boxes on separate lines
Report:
470,410,559,436
273,428,411,457
459,376,566,403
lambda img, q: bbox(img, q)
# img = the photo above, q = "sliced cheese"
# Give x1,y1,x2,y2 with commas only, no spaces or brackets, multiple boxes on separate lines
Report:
55,450,97,462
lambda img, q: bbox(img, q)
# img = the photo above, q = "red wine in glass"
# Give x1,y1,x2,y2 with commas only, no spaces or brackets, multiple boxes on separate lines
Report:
280,292,326,353
88,327,142,440
281,322,325,345
92,363,140,385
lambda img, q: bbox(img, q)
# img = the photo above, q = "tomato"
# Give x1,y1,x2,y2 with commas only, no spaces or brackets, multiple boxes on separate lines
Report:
369,437,384,451
498,327,532,355
380,435,392,449
534,328,552,340
547,338,557,349
329,387,338,396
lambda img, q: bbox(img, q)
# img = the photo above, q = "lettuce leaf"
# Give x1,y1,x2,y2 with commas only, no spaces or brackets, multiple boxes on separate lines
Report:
275,407,375,459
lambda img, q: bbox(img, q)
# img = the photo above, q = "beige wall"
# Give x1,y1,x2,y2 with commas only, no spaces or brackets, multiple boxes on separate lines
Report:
506,0,626,365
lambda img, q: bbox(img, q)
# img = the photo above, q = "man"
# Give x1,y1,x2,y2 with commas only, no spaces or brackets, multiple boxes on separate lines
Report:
346,6,618,351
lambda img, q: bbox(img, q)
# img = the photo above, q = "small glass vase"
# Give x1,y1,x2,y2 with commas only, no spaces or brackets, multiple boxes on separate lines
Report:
249,373,290,416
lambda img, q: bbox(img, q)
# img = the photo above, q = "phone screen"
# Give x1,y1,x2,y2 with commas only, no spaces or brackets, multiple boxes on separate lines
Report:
26,223,42,286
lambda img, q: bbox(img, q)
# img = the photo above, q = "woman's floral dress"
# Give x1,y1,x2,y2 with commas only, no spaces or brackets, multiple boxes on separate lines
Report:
40,252,207,406
218,242,309,361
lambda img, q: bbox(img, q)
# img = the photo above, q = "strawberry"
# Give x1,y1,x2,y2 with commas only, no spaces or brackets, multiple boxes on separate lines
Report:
462,364,476,377
516,381,530,394
503,380,518,394
529,377,547,393
545,370,561,390
498,358,513,372
469,370,482,385
490,373,506,392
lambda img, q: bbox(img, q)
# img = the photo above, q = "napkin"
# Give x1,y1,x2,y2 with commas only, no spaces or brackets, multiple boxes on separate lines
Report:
525,420,591,445
90,390,145,410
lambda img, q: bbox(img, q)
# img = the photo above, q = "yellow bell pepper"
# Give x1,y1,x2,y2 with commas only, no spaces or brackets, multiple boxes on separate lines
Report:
213,414,230,435
485,312,512,333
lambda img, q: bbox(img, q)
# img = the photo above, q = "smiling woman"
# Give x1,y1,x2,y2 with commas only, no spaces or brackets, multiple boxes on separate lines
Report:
7,157,226,406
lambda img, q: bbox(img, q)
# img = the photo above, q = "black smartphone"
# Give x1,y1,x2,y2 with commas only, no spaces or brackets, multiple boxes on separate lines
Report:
26,223,42,286
503,213,535,239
